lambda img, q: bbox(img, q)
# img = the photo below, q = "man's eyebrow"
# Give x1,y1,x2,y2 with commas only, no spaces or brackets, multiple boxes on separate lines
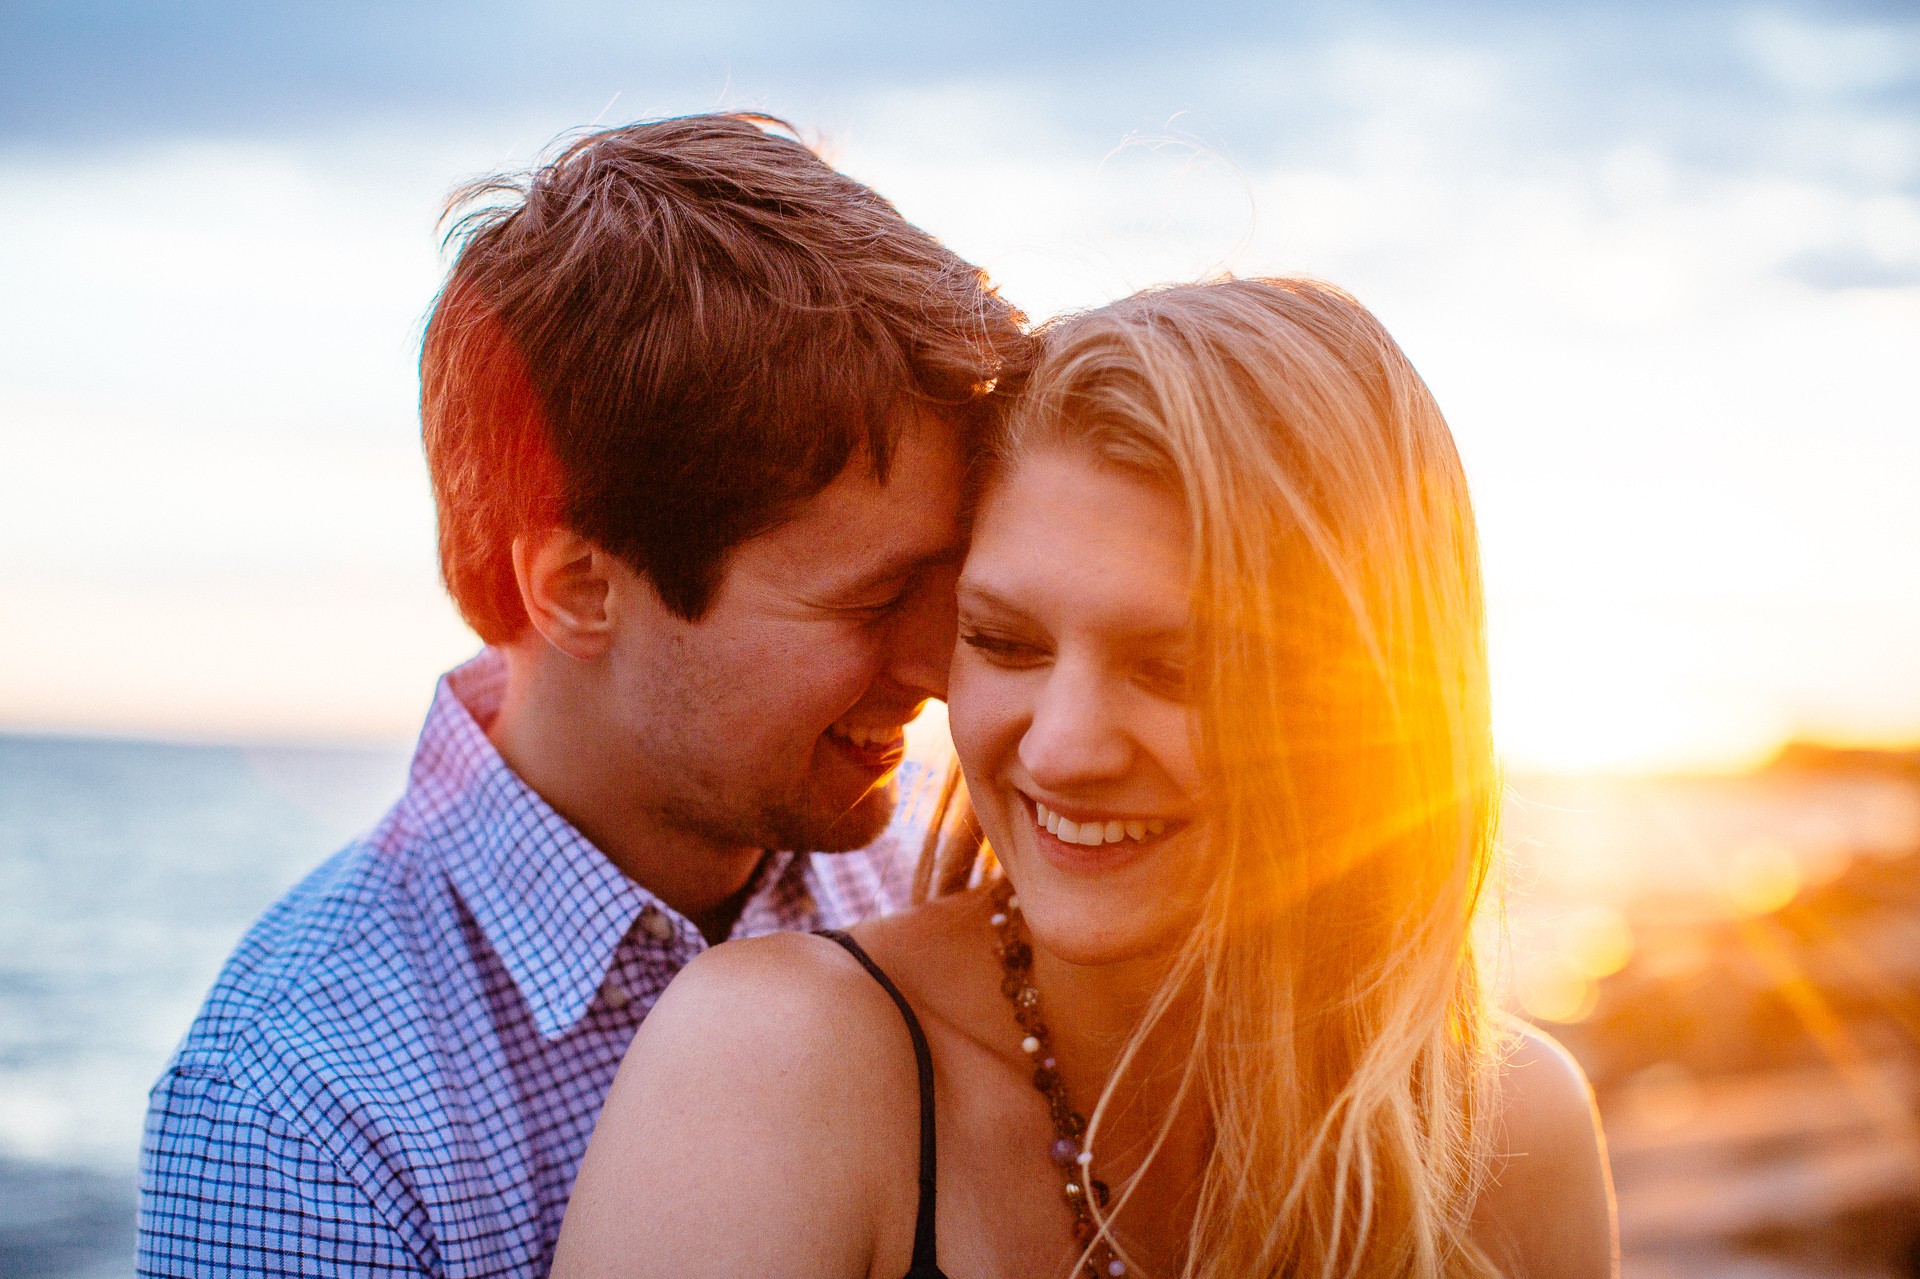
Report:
820,543,965,601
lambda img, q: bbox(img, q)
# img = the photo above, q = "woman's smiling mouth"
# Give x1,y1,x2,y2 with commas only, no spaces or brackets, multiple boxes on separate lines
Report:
1033,799,1168,845
1023,796,1190,876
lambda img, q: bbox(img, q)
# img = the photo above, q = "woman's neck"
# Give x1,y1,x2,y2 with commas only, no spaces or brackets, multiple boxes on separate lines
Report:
1027,936,1209,1270
1032,945,1175,1077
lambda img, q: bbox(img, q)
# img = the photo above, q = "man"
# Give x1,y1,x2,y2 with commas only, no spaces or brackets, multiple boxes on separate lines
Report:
139,114,1027,1276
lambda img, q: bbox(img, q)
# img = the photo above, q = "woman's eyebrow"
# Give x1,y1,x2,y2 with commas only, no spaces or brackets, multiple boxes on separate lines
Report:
959,580,1185,645
954,580,1028,618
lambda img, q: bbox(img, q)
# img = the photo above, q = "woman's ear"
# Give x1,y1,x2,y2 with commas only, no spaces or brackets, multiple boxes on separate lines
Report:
511,528,615,660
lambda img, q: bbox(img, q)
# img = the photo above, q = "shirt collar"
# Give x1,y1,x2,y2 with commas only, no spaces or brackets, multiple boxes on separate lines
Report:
400,649,668,1040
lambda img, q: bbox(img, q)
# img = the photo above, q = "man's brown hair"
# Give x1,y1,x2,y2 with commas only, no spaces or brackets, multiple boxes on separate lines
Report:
420,113,1027,639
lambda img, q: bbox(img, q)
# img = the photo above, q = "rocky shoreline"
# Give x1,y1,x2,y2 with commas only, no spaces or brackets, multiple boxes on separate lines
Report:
1550,747,1920,1277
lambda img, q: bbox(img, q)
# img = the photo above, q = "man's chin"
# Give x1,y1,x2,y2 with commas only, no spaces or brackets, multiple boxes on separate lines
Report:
770,779,897,853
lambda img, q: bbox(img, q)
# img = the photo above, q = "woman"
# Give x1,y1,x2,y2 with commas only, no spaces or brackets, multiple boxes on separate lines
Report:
553,278,1615,1278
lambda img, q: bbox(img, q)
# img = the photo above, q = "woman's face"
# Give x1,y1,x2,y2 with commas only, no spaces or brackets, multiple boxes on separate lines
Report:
949,447,1209,967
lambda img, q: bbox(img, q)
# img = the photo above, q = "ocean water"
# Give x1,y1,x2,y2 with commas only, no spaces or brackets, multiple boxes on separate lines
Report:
0,734,411,1279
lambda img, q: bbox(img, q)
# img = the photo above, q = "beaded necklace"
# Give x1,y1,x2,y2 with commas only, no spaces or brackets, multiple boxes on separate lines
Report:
989,878,1129,1278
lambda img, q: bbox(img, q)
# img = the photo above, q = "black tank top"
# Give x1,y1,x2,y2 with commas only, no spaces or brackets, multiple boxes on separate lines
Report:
816,929,951,1279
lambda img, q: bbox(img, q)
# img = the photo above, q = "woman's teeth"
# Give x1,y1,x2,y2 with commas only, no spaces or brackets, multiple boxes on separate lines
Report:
1033,800,1166,846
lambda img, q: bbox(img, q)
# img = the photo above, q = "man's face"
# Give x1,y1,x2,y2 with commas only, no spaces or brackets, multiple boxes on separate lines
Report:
609,411,966,854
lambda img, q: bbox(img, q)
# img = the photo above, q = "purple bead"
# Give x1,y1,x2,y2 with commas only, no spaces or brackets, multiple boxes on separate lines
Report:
1051,1136,1079,1166
1043,1057,1058,1071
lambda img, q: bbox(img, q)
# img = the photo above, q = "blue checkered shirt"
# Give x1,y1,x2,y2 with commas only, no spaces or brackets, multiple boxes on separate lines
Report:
139,649,923,1276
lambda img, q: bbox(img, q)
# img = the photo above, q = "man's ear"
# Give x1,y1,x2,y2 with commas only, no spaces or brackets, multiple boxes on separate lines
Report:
511,528,616,660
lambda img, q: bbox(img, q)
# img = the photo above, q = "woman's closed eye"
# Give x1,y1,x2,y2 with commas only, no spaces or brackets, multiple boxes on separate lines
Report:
959,627,1050,666
1134,657,1191,702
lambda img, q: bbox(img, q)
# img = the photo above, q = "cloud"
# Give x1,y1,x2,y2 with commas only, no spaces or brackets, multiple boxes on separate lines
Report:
5,0,1915,184
1782,245,1920,288
1742,9,1920,97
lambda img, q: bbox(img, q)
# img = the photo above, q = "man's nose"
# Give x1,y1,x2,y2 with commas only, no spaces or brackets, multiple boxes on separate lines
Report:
1019,659,1133,791
883,560,961,700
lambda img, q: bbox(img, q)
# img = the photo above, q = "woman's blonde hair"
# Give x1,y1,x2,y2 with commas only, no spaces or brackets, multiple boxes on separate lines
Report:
929,277,1503,1278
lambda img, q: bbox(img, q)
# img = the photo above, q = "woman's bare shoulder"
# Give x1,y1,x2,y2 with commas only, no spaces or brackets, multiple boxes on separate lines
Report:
1494,1021,1606,1167
617,929,925,1138
1472,1018,1619,1279
552,932,921,1278
655,929,895,1036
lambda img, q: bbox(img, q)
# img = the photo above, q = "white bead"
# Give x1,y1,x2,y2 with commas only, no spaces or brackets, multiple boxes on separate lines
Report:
1108,1262,1126,1276
1006,895,1020,911
989,912,1008,927
1076,1150,1093,1166
1021,1036,1040,1054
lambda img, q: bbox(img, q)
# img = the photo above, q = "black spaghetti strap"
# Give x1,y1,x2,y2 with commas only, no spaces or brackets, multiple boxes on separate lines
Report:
816,929,945,1279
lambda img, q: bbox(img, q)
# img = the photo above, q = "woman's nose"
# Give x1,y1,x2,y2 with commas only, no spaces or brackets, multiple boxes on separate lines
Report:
1018,661,1133,791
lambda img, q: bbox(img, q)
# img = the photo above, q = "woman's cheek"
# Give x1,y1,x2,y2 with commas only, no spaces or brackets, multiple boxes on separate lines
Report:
946,654,1008,768
1155,704,1207,805
947,659,1031,815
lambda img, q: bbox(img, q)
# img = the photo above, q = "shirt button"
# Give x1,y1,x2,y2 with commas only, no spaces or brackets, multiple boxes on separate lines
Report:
640,906,676,942
599,976,630,1009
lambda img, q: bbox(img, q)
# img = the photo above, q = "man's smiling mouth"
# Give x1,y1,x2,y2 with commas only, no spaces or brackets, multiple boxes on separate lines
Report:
824,720,908,768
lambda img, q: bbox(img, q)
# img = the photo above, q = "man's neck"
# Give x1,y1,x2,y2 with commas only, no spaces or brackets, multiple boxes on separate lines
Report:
690,870,762,946
484,647,766,924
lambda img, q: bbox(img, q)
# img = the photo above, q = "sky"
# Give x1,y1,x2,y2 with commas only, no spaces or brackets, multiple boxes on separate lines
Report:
2,0,1917,773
